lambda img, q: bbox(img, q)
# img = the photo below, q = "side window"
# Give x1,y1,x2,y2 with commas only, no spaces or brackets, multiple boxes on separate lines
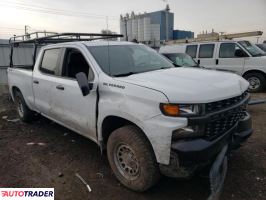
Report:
186,45,198,58
62,48,94,81
199,44,215,58
40,48,61,75
219,43,245,58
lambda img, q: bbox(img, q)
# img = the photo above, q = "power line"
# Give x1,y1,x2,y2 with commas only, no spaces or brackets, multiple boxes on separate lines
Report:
1,0,117,18
4,0,119,18
0,26,24,30
0,0,119,20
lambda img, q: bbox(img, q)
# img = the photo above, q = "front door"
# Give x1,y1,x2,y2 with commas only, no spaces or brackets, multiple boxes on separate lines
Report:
49,47,97,140
214,42,246,75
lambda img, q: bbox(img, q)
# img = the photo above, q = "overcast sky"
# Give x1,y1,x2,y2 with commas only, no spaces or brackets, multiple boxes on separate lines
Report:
0,0,265,42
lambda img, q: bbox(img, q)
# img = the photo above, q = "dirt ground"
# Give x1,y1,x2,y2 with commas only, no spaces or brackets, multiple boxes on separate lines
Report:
0,93,265,200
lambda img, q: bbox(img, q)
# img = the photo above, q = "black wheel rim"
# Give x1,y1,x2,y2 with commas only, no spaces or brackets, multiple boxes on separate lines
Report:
248,77,261,90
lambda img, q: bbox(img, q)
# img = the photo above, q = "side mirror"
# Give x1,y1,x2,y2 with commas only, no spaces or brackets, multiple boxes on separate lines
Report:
235,49,246,57
76,72,91,96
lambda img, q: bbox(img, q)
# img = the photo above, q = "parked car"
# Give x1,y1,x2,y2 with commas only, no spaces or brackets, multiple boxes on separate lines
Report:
159,51,199,68
256,43,266,52
8,35,252,194
160,40,266,92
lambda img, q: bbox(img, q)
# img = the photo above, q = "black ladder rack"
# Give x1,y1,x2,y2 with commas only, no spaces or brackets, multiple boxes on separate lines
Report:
9,32,123,45
9,32,123,68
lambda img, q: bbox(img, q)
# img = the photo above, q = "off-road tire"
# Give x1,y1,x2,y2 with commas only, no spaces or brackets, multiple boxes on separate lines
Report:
107,125,161,191
14,90,34,122
244,72,266,93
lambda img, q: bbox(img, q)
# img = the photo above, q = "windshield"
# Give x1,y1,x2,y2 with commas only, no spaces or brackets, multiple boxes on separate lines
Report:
238,41,266,57
162,53,198,67
87,45,174,76
256,44,266,52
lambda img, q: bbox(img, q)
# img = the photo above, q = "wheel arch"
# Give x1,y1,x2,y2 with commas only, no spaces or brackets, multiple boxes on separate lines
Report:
243,69,266,79
11,86,21,100
101,115,150,148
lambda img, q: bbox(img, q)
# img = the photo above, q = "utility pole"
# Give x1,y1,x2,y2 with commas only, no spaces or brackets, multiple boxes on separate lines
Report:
25,25,30,39
256,36,260,44
106,16,109,30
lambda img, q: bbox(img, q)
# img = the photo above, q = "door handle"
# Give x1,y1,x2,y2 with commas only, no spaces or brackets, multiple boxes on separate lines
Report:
33,80,39,84
216,59,219,65
56,85,64,90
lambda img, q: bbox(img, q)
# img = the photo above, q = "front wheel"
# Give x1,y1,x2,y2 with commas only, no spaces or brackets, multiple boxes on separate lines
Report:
107,125,161,191
244,72,266,92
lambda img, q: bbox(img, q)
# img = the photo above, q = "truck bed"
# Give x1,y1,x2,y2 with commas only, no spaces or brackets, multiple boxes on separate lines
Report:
7,67,35,110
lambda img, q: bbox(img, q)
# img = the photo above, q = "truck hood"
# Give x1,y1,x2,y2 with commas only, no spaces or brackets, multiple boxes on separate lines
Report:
117,68,249,103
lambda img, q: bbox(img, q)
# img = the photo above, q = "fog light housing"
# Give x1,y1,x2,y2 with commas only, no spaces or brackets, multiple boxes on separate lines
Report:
172,126,204,140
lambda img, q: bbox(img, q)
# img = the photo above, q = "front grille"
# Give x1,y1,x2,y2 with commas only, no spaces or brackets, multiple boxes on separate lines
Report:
203,91,249,141
204,110,246,141
205,91,248,113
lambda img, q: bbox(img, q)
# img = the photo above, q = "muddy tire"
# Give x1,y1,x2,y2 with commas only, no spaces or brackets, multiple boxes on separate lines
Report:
244,72,266,93
14,90,34,122
107,125,161,191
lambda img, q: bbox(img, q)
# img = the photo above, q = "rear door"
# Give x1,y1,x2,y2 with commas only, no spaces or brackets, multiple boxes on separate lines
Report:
214,42,246,75
33,48,62,116
49,46,98,140
197,43,216,69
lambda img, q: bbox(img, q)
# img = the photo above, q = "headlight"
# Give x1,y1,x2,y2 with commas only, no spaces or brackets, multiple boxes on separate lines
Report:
179,104,199,115
160,103,200,117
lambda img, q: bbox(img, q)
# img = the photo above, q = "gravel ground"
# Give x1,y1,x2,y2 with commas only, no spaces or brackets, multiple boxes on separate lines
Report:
0,93,265,200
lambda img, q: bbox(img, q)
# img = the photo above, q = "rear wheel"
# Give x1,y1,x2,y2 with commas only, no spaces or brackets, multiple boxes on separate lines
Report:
14,90,34,122
107,125,161,191
244,72,266,92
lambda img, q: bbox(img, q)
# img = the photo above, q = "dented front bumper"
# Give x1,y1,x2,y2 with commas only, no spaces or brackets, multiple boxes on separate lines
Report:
160,111,252,178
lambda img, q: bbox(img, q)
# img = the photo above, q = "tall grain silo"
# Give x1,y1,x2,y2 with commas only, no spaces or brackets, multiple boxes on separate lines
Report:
143,17,151,42
151,24,161,47
137,17,144,42
126,18,132,42
120,15,126,41
132,17,138,41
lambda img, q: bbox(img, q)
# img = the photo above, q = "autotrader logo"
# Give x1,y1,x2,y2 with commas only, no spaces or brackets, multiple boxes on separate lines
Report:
0,188,54,200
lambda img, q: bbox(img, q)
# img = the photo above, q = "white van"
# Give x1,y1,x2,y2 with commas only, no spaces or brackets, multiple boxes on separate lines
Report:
160,40,266,92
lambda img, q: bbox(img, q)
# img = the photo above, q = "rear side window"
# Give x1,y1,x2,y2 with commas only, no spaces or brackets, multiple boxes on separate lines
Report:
40,48,61,75
199,44,215,58
186,45,198,58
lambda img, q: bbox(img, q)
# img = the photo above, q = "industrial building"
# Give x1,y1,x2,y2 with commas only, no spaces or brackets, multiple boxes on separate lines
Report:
120,5,194,47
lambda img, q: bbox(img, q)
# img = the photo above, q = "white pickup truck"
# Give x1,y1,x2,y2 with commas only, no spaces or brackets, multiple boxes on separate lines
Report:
8,34,252,194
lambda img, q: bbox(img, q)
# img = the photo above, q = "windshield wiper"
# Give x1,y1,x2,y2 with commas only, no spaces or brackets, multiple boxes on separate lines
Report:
113,72,136,77
173,63,181,67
